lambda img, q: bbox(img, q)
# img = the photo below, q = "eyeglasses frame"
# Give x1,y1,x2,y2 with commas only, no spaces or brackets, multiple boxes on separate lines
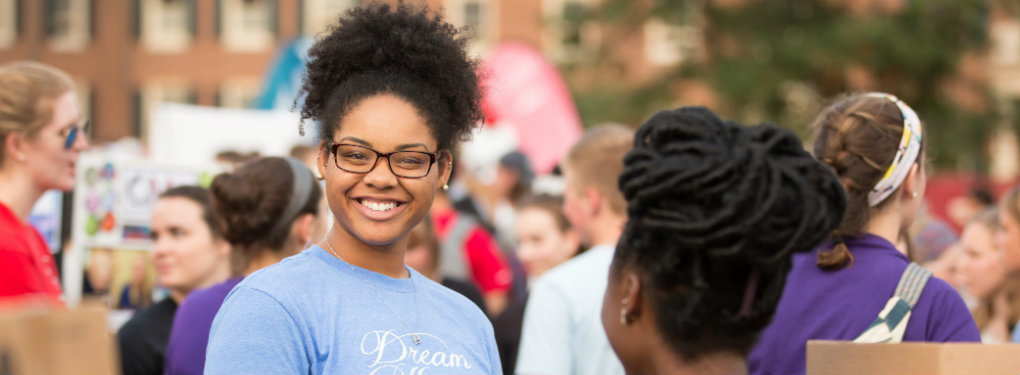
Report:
326,140,439,179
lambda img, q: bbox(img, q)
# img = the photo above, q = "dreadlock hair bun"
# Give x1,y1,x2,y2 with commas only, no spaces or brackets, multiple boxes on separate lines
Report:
297,2,482,152
615,106,846,360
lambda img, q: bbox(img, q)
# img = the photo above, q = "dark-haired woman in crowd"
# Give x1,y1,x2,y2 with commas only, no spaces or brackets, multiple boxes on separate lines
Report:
118,186,232,375
0,61,88,303
749,93,980,375
163,157,321,375
601,106,846,374
205,3,499,374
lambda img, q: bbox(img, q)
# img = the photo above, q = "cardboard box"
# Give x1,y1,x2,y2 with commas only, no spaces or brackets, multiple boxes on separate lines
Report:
0,305,118,375
807,340,1020,375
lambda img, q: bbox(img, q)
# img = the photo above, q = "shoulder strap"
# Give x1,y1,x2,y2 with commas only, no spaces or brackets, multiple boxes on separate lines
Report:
853,262,932,343
893,262,932,307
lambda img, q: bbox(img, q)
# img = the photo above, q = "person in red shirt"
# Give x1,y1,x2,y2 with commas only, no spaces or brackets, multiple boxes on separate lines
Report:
0,61,89,303
432,188,514,316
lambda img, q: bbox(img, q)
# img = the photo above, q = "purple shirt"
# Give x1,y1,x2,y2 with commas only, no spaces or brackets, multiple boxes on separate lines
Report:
749,234,979,375
164,277,243,375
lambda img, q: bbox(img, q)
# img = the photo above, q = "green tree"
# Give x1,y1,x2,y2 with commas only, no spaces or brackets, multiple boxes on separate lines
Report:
566,0,1001,169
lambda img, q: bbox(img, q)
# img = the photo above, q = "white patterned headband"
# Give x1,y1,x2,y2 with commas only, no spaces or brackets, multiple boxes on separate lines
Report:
864,92,923,207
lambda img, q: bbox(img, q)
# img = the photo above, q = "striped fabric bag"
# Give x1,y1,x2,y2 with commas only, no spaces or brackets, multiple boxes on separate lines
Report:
853,262,932,343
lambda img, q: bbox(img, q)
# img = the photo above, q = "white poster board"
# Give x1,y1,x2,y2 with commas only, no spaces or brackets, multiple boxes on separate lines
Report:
64,155,211,306
148,103,317,167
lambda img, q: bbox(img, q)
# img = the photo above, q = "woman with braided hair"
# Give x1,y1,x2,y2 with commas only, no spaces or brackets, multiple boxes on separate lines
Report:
749,93,979,375
601,106,846,374
205,3,499,374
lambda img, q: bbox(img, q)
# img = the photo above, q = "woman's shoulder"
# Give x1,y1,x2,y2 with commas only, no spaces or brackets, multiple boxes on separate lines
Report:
118,298,177,336
232,248,336,299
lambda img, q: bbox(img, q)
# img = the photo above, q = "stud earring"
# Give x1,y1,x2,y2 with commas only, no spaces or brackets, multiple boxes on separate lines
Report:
442,184,450,191
912,192,918,198
315,172,324,180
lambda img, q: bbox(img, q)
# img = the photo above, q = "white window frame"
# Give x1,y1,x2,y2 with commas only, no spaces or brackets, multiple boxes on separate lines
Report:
48,0,91,52
0,0,17,49
302,0,358,38
218,77,261,109
221,0,275,52
140,0,193,53
445,0,499,58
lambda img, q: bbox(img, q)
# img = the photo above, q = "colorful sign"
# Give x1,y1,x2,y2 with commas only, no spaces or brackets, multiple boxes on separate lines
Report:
72,155,210,251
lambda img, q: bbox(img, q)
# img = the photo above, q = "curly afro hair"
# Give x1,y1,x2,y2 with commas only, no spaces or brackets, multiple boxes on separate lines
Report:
614,107,846,360
297,2,483,151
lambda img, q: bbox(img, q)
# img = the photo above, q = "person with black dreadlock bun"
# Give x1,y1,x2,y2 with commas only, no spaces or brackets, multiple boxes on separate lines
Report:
601,106,846,374
750,93,980,375
205,3,500,374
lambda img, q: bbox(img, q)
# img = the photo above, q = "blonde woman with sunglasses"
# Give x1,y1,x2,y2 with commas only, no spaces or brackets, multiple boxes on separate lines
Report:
0,61,89,303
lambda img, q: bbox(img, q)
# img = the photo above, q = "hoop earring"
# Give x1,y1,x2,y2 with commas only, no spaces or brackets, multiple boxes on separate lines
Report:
620,297,630,325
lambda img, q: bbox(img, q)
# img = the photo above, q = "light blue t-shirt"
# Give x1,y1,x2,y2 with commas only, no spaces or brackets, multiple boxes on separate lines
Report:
515,244,624,375
205,246,501,375
1013,320,1020,343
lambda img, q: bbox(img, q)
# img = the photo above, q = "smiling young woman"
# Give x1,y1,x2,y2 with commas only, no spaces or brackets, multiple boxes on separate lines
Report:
203,3,499,375
0,61,89,303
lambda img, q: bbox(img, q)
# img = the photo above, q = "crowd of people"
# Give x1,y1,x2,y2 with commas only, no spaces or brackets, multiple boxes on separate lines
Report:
1,2,1018,375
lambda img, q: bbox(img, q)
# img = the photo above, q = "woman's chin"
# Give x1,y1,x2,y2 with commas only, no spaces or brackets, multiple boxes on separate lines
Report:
354,231,406,248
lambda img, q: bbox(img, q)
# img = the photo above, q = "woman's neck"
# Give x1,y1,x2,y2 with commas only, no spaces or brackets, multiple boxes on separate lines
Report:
0,168,44,222
244,251,289,276
864,205,907,256
324,225,409,279
634,349,748,375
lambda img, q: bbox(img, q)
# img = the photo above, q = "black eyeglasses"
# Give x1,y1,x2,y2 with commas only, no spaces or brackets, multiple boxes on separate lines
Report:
327,141,438,179
58,120,90,150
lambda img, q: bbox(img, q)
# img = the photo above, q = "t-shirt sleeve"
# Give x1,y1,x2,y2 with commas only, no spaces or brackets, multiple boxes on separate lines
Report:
204,286,309,375
481,311,504,375
164,297,208,375
464,228,512,294
923,277,981,342
514,278,571,375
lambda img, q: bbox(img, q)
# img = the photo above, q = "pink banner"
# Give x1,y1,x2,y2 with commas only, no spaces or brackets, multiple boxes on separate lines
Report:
481,42,583,174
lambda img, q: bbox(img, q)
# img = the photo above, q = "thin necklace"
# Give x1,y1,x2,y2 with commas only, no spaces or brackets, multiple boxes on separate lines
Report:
322,234,423,345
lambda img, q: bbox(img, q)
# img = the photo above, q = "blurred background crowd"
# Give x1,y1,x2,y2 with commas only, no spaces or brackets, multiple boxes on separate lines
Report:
0,0,1018,374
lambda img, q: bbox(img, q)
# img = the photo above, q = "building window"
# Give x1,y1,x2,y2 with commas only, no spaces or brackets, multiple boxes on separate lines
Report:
643,20,700,67
445,0,496,57
221,0,276,52
47,0,91,51
301,0,358,37
0,0,17,49
218,78,260,109
140,0,194,53
73,78,92,125
542,0,600,63
138,80,196,139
